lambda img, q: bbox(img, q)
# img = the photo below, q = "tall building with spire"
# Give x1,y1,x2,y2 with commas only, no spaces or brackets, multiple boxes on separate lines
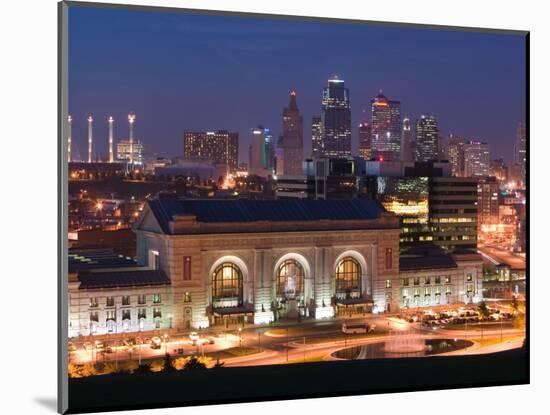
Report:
320,76,351,157
370,91,401,160
358,122,372,160
416,115,439,162
278,90,304,175
401,117,414,162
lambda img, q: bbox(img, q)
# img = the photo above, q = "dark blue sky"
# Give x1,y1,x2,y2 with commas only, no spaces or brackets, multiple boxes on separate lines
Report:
68,5,526,163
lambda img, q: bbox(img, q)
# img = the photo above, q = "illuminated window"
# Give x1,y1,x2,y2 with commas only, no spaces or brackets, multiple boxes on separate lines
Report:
89,297,98,308
212,262,243,307
122,296,130,306
153,307,162,318
153,294,161,304
183,256,192,280
335,257,361,299
106,297,115,307
446,287,452,295
184,292,192,303
466,274,473,282
385,280,392,289
445,276,452,284
106,310,116,321
277,260,305,300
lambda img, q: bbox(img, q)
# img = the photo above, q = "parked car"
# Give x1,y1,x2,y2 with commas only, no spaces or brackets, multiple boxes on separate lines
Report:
189,332,200,345
150,336,162,349
208,337,216,344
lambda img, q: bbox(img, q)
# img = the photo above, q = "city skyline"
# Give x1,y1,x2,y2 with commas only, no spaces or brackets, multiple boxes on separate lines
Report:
69,6,525,164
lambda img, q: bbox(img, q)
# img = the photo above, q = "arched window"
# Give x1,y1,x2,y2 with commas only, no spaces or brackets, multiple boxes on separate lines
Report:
276,259,305,300
212,263,243,308
335,257,362,299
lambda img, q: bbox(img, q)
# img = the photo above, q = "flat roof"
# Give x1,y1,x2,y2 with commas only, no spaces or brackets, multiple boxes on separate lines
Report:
78,269,170,290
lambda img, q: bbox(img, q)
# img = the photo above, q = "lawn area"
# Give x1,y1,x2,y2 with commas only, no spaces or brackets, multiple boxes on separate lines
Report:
443,322,515,331
265,324,339,337
471,335,523,348
204,347,262,360
284,354,326,364
304,332,383,345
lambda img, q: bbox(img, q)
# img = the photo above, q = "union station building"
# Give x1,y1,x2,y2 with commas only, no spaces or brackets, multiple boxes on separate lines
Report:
68,196,483,337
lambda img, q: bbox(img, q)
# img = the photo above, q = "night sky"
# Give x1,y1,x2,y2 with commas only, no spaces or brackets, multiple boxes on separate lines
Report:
68,5,526,164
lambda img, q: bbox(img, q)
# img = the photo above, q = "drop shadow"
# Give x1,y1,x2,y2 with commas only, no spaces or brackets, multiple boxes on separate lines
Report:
34,397,57,412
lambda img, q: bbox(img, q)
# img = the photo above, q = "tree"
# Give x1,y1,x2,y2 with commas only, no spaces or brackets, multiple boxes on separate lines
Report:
183,356,208,371
478,301,491,320
163,353,177,372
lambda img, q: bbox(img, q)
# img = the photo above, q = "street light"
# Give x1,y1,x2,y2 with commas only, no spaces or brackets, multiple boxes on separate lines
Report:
163,333,169,354
238,327,243,348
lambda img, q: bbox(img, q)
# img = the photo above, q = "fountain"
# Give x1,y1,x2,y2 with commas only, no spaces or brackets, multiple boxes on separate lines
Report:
383,329,426,354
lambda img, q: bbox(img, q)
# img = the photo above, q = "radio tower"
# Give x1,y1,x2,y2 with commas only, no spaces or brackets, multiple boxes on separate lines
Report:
108,116,114,163
87,115,93,163
128,113,135,165
67,115,72,163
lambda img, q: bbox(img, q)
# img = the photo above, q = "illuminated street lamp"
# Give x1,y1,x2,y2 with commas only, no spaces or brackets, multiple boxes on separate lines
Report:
163,333,169,354
238,327,243,348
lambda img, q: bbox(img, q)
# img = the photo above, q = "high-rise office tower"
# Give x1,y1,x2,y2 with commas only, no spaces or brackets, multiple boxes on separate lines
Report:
370,91,401,160
87,115,93,163
183,130,239,172
446,135,466,177
415,115,439,162
320,76,352,157
279,90,304,175
67,115,72,163
358,122,372,160
249,126,273,177
514,121,526,178
311,116,322,158
401,117,414,162
464,141,490,177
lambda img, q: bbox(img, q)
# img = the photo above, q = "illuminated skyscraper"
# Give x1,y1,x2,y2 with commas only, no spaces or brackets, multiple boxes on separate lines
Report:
370,91,401,160
320,76,352,157
358,122,372,160
446,135,466,177
464,141,490,177
249,126,274,177
311,116,322,158
279,90,304,175
183,130,239,172
401,117,413,162
415,115,439,162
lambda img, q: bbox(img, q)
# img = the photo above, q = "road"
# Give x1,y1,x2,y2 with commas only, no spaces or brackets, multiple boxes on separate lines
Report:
69,315,525,368
478,245,526,270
